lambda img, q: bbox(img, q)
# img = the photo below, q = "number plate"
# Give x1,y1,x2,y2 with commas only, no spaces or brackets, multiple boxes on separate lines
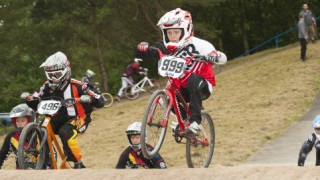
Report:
37,100,61,115
158,56,186,78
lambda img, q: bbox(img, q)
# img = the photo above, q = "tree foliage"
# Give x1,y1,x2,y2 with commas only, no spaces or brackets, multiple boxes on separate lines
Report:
0,0,319,111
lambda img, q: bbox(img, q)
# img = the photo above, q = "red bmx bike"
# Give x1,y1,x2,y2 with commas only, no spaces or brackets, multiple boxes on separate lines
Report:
140,47,215,168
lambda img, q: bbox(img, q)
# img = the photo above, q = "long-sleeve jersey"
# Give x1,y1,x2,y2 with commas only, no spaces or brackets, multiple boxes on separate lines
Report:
0,130,22,169
123,62,145,77
27,78,105,126
116,145,166,169
134,36,217,88
298,133,320,166
81,76,95,89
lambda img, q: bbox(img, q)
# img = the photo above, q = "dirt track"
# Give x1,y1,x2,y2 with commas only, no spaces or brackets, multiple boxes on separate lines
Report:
2,165,319,180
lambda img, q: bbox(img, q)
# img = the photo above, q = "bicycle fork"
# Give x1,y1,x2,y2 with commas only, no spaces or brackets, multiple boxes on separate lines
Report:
43,119,69,169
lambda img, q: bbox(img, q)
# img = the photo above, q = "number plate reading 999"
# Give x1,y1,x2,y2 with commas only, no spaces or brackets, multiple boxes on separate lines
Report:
37,100,61,115
158,56,186,78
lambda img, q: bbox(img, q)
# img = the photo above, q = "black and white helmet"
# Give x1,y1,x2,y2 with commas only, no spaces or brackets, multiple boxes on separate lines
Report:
126,122,147,151
9,104,35,128
39,51,71,91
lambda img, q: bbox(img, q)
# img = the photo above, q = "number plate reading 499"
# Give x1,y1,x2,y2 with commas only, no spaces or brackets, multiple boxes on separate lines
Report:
37,100,61,115
158,56,186,78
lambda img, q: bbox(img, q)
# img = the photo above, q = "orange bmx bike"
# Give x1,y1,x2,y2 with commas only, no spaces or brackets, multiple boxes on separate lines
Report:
18,97,81,169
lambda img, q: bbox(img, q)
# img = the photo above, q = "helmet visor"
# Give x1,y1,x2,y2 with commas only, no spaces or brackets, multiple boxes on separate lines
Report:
45,69,66,80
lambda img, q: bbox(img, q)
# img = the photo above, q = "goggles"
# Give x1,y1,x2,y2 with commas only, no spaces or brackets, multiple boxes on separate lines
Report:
45,69,66,80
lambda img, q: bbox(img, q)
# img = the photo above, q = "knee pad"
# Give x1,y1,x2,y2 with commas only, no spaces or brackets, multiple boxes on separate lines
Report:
186,74,206,92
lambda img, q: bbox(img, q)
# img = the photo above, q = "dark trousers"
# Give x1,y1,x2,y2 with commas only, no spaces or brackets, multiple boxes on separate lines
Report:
180,74,211,124
300,38,307,60
316,148,320,166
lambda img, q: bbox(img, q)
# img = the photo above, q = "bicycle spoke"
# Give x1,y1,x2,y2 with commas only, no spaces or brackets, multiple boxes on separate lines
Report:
18,123,47,169
125,85,139,100
141,91,168,159
186,113,215,168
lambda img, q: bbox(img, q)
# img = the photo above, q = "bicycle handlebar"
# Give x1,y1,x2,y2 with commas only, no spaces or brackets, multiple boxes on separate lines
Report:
26,95,81,106
149,46,207,64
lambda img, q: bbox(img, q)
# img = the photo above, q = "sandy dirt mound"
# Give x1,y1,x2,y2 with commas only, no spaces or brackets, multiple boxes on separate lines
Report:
1,165,319,180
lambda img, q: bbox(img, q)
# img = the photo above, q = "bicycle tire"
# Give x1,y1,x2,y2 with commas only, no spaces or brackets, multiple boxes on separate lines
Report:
141,90,168,159
186,112,215,168
212,64,221,75
146,79,161,94
18,122,47,169
102,93,114,107
125,85,139,100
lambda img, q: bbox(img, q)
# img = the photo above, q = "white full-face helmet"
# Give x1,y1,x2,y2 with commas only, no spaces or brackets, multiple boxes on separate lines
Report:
126,122,147,151
134,58,143,65
39,51,71,91
157,8,194,53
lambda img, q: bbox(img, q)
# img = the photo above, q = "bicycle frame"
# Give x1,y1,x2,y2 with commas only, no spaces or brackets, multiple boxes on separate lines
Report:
131,74,154,94
165,79,190,133
41,116,69,169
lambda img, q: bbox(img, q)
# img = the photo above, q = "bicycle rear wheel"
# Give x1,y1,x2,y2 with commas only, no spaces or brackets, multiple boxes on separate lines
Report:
141,90,168,159
125,85,139,100
186,112,215,168
212,64,221,75
18,123,47,169
146,79,160,94
102,93,114,107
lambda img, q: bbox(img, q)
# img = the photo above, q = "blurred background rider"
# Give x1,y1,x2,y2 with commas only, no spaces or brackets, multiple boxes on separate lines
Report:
116,58,147,102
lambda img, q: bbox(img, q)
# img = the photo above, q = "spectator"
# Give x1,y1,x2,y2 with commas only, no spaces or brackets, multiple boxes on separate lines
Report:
298,14,308,62
299,4,317,43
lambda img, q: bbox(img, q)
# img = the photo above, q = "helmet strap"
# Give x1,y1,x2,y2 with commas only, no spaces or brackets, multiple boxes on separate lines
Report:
59,78,69,91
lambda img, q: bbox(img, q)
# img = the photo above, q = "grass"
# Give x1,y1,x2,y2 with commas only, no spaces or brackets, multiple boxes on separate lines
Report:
0,42,319,169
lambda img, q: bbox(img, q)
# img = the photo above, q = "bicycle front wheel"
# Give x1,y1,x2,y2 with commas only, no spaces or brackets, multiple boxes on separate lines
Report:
18,122,47,169
146,79,160,94
141,90,169,159
102,93,114,107
125,85,139,100
186,112,215,168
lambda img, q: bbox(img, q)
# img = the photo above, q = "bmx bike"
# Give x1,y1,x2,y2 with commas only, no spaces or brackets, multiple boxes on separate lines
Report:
140,47,215,168
18,97,83,169
93,82,113,108
125,70,160,100
101,92,114,108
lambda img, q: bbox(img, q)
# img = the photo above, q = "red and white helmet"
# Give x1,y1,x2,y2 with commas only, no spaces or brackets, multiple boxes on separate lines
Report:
157,8,194,53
